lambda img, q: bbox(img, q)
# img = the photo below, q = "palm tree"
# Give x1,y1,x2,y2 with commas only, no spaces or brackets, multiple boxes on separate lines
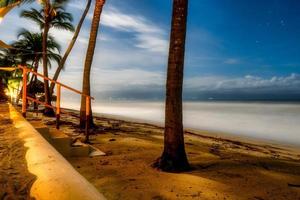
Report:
154,0,190,172
0,48,15,66
11,30,61,104
79,0,106,133
12,29,61,82
21,1,74,116
49,0,92,96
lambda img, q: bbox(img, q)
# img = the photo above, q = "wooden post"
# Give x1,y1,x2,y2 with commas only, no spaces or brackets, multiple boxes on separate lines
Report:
56,84,61,129
22,68,27,118
85,96,91,143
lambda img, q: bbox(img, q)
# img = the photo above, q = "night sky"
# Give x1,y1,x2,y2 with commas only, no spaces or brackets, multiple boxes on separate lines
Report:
1,0,300,101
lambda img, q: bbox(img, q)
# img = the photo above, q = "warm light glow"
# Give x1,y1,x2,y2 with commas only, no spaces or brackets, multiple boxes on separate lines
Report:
4,89,9,96
0,17,3,24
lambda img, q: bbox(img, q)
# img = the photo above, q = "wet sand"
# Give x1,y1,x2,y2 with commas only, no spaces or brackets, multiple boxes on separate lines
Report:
0,102,36,200
26,109,300,200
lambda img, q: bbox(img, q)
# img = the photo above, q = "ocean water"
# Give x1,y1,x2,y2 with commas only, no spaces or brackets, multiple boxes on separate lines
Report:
62,101,300,146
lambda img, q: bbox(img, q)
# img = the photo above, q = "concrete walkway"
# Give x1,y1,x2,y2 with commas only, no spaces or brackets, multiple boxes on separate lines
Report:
0,102,106,200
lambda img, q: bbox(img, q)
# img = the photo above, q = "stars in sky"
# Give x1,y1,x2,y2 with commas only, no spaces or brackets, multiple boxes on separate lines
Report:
0,0,300,100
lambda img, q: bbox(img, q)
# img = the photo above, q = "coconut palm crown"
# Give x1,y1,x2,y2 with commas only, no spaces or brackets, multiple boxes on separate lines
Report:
20,5,74,31
12,29,61,67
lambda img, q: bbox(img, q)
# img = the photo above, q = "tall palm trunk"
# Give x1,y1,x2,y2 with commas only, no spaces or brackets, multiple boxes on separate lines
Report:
30,57,39,110
42,0,54,116
154,0,190,172
29,56,39,84
49,0,92,96
79,0,106,128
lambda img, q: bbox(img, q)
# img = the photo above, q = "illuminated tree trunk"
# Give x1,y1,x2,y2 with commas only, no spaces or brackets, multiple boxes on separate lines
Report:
154,0,190,172
80,0,106,127
42,0,54,116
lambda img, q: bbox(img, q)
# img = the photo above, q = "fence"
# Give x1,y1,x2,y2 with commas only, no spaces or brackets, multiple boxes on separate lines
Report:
18,65,94,142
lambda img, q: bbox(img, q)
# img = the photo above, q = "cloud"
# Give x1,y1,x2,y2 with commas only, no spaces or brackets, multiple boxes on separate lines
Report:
224,58,240,64
59,65,300,100
49,29,88,46
185,73,300,94
67,1,87,10
95,7,169,53
62,68,164,91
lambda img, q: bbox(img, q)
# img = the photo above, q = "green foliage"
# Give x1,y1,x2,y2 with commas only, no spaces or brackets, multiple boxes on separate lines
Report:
12,29,62,67
20,4,74,31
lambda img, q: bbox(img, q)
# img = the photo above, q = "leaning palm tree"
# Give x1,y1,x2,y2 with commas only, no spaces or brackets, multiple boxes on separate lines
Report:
154,0,190,172
21,1,73,116
49,0,92,96
79,0,106,142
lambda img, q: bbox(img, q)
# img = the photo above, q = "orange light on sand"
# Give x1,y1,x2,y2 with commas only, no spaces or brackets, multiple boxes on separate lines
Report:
4,89,9,96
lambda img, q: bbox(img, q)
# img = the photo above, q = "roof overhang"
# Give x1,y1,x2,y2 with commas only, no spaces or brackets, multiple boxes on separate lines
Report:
0,40,12,49
0,67,16,71
0,2,21,23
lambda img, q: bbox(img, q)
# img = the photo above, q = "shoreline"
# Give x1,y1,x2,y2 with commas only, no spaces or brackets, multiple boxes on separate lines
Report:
62,107,300,152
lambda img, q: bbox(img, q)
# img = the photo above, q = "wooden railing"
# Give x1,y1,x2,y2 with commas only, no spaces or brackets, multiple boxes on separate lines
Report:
18,65,94,142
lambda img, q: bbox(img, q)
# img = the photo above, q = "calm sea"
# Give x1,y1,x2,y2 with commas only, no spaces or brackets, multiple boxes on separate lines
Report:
62,100,300,146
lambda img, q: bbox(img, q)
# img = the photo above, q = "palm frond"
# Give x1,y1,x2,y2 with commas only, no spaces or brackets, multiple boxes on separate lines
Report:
20,8,44,29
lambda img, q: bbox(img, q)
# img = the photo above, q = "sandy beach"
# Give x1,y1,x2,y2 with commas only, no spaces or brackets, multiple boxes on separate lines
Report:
0,102,36,200
25,108,300,200
1,0,300,199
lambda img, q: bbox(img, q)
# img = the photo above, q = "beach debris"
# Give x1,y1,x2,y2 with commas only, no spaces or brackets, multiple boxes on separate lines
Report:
185,142,194,146
259,162,270,170
105,150,113,156
210,143,221,156
108,120,121,130
254,196,265,200
151,195,165,200
288,183,300,188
